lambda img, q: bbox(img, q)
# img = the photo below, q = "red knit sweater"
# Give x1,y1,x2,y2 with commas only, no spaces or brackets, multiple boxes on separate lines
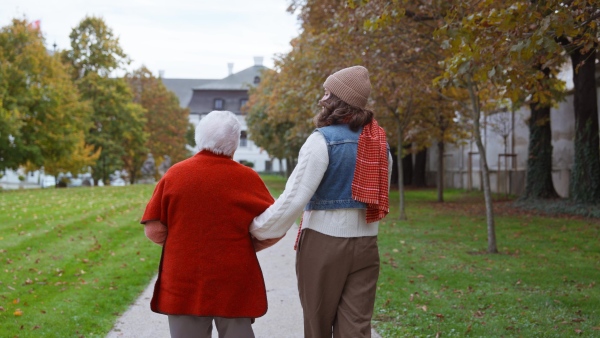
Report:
141,150,274,318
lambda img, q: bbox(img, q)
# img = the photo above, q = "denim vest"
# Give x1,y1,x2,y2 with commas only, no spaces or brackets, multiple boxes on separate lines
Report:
305,124,368,211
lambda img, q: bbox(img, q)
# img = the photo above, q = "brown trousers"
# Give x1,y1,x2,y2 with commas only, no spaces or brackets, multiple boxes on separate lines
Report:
296,229,380,338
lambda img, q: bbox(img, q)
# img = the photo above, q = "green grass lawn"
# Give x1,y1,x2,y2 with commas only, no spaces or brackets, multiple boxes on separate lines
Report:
0,185,159,337
1,178,599,337
375,189,600,337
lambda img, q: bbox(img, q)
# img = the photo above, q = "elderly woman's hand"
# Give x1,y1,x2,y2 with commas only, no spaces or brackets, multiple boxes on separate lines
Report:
144,220,167,246
252,235,285,252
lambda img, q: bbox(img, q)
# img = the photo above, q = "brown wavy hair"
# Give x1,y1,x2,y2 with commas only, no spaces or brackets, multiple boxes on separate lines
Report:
314,93,373,131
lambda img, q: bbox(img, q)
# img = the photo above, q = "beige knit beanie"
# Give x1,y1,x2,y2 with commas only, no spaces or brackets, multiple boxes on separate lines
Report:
323,66,371,109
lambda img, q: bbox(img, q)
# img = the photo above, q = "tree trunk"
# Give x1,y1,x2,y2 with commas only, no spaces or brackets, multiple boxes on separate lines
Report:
568,45,600,203
397,125,407,220
278,158,284,176
522,98,559,199
473,130,498,253
413,149,427,187
437,141,444,202
467,75,498,254
286,156,297,178
402,148,413,186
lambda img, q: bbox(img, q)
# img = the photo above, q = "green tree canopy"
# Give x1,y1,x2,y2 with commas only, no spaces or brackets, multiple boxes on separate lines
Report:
62,16,146,184
62,16,128,79
0,19,92,174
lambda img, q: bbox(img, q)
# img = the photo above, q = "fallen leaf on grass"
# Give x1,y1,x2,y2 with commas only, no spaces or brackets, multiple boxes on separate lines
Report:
575,329,582,334
13,298,19,304
0,306,5,311
592,327,600,330
14,309,23,316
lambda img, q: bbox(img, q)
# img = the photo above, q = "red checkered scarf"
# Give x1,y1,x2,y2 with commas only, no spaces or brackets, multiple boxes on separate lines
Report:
351,119,389,223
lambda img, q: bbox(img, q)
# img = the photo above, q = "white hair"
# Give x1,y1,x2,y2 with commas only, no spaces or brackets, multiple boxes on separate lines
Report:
195,111,241,156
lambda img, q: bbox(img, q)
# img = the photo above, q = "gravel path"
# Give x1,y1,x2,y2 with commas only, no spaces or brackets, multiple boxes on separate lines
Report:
106,226,381,338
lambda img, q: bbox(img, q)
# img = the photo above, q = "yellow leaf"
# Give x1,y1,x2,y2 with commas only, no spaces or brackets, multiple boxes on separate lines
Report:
14,309,23,316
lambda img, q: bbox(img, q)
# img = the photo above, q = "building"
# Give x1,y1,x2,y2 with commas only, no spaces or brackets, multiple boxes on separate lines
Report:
161,57,285,173
425,64,600,197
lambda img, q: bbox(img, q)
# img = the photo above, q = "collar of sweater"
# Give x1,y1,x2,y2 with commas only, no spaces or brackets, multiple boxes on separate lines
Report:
197,149,233,160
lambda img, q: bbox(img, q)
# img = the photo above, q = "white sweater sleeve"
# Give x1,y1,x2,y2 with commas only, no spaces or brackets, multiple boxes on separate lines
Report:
250,132,329,240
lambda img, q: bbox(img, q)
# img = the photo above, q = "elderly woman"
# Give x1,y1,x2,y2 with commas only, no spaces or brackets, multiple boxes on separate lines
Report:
141,110,278,338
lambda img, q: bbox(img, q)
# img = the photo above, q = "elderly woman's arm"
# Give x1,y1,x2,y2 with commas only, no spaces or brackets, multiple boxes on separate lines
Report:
250,132,329,240
144,220,167,246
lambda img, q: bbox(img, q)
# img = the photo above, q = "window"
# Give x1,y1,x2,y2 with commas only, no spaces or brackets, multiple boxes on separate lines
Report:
240,99,248,109
240,131,248,147
265,160,272,172
253,76,260,84
214,98,224,110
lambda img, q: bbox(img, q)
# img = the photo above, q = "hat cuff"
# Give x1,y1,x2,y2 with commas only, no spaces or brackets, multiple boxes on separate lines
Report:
324,76,368,108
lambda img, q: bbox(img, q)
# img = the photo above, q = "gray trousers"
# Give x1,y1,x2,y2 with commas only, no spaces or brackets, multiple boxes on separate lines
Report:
168,315,255,338
296,229,380,338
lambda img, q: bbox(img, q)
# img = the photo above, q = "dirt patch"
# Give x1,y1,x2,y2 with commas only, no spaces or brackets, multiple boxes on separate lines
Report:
430,195,600,222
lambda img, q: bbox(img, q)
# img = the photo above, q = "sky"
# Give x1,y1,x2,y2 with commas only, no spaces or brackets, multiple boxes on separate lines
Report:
1,0,301,79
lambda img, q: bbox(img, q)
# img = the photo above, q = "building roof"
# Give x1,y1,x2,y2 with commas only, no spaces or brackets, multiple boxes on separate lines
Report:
161,78,217,108
193,65,267,90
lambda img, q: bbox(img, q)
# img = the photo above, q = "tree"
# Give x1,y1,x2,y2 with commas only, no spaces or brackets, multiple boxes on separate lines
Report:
522,66,563,200
0,19,92,174
62,16,128,79
246,36,332,177
126,66,190,183
78,74,146,184
434,0,515,254
63,16,146,184
415,91,469,202
245,69,296,175
491,0,599,201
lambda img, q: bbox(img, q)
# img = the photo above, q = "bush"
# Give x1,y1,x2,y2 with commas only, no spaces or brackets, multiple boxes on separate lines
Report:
239,160,254,168
57,177,69,188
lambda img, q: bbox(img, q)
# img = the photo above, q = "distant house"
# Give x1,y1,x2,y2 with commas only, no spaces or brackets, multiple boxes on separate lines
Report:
161,57,285,173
